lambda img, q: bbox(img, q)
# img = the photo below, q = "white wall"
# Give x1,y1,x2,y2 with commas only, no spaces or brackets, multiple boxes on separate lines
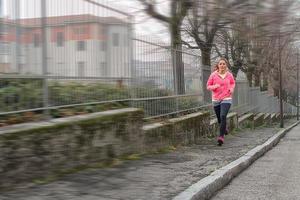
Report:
107,24,131,78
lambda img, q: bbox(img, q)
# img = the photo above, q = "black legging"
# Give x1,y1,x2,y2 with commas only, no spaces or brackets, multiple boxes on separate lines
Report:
214,103,231,137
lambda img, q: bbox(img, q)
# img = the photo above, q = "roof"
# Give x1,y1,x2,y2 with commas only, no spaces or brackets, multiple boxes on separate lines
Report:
0,14,126,27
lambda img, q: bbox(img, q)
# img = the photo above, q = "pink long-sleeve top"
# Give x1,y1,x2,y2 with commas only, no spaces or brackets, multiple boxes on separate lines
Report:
206,71,236,101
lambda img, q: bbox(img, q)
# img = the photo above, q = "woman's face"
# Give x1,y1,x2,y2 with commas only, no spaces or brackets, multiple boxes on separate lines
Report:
218,60,227,72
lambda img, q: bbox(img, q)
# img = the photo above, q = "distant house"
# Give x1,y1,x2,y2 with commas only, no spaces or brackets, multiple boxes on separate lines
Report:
0,14,131,79
133,60,202,93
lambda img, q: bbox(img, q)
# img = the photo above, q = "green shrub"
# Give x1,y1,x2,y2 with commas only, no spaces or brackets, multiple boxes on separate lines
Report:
0,79,43,112
0,80,202,118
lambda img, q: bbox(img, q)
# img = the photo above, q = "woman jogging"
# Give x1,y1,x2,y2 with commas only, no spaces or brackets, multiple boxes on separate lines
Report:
207,58,236,146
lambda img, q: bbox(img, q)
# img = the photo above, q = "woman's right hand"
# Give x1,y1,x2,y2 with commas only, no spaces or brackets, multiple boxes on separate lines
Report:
211,84,220,89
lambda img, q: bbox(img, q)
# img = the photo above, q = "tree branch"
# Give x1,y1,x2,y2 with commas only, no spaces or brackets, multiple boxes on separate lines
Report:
182,40,200,49
138,0,170,23
213,44,223,57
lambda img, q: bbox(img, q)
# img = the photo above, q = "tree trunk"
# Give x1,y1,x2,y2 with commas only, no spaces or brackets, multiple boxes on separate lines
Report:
199,46,212,102
201,46,212,67
254,73,260,87
246,72,253,87
231,61,240,78
261,71,268,91
171,26,185,95
273,88,279,97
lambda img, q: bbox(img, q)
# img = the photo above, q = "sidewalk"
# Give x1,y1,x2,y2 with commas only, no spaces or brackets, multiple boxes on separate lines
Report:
211,122,300,200
0,119,297,200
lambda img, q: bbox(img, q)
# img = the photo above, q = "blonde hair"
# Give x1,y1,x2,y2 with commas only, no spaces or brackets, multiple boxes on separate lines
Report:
213,57,229,71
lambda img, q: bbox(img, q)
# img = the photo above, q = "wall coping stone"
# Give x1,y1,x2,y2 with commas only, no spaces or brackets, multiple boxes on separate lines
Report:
142,122,171,131
238,113,254,123
264,113,271,119
254,113,265,120
143,112,208,131
168,112,206,123
0,108,142,135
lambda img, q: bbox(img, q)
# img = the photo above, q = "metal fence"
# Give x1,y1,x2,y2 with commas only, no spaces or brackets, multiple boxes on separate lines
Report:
0,0,297,119
0,0,205,119
231,80,297,116
131,37,204,119
0,0,134,114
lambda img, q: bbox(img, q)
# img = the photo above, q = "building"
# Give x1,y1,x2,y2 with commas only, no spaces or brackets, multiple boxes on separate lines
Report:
0,14,132,79
133,60,202,93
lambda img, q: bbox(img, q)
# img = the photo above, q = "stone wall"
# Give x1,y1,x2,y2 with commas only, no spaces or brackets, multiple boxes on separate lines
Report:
0,109,213,190
0,107,290,190
143,112,211,152
0,108,144,190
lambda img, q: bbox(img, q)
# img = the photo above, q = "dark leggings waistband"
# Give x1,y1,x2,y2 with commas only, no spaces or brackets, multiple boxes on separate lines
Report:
212,99,232,106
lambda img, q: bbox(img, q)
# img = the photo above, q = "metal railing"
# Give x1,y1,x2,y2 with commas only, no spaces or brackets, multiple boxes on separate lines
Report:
231,80,297,116
0,0,297,120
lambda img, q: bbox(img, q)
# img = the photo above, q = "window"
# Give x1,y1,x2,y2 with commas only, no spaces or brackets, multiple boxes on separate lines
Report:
33,34,40,47
18,64,25,73
185,79,193,91
99,26,106,36
0,42,10,55
99,41,107,51
77,62,85,77
77,41,86,51
99,62,107,75
103,42,107,51
73,27,86,35
124,34,129,47
0,24,10,35
99,41,102,51
112,33,119,47
57,32,64,47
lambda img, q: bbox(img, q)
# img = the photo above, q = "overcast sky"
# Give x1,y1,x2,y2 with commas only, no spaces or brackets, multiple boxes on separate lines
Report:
2,0,169,42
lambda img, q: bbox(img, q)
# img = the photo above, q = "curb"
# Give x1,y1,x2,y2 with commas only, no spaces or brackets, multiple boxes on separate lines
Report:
173,121,300,200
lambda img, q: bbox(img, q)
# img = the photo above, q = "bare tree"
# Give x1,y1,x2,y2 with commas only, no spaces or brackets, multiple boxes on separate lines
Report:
214,0,298,89
138,0,193,94
225,18,250,78
182,0,250,67
139,0,299,96
255,0,299,93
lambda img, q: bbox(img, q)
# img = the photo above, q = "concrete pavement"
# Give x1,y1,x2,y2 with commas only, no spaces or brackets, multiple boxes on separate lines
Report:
211,123,300,200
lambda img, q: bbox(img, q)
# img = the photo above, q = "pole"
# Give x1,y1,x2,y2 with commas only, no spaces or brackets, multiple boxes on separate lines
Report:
297,48,299,120
0,0,2,18
15,0,20,73
41,0,49,118
279,32,284,128
0,0,2,36
128,15,135,108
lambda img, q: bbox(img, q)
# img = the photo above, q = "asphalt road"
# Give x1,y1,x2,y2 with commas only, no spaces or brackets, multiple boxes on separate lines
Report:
211,124,300,200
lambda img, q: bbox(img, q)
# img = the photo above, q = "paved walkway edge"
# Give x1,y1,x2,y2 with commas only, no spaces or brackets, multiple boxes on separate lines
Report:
173,121,300,200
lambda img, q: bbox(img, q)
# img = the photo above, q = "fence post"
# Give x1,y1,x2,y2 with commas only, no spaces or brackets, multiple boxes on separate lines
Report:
233,81,239,114
41,0,49,118
202,65,211,103
173,48,179,114
0,0,2,17
15,0,21,73
129,16,135,109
